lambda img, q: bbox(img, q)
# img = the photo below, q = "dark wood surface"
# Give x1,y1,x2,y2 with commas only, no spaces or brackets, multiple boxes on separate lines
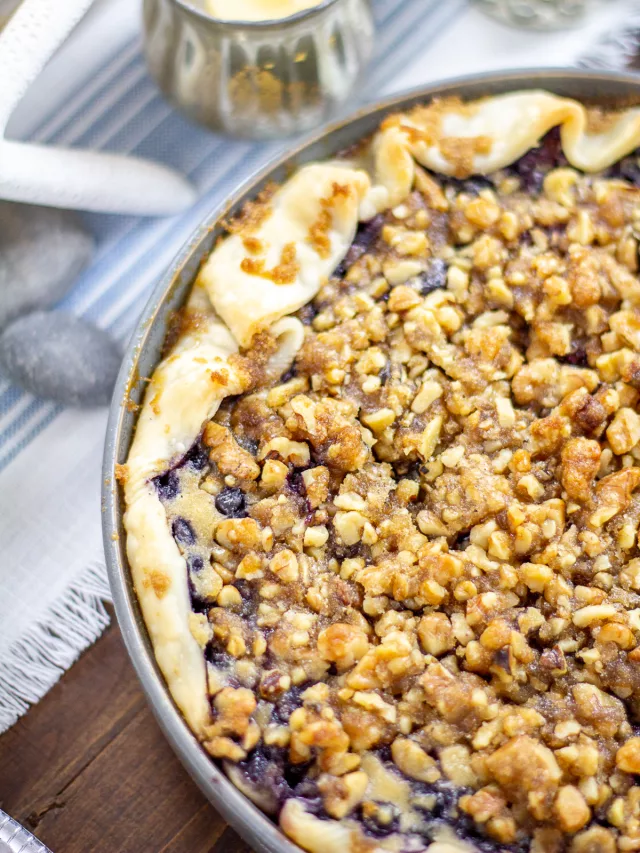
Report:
0,614,250,853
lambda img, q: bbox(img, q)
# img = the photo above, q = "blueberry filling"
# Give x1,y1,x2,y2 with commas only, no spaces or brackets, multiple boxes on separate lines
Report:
272,686,305,725
188,585,210,615
154,441,209,503
207,649,234,668
352,772,529,853
559,343,589,367
297,302,318,326
445,175,495,197
332,540,365,562
187,555,204,573
215,486,247,518
493,646,511,673
236,434,259,456
609,151,640,185
279,364,297,383
411,777,532,853
295,793,327,819
452,530,471,551
374,745,392,763
183,440,209,471
286,468,308,497
234,579,258,618
379,360,392,385
154,468,179,501
333,214,385,278
233,747,321,814
235,749,291,809
171,516,195,546
417,258,447,295
282,762,316,794
509,127,567,195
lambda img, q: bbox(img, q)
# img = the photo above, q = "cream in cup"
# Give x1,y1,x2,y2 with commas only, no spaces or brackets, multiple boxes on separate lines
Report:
204,0,324,21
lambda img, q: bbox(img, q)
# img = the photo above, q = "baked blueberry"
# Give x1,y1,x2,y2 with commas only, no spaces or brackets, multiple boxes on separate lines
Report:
214,487,246,518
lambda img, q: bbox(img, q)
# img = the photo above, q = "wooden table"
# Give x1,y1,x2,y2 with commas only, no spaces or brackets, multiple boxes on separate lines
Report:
0,611,250,853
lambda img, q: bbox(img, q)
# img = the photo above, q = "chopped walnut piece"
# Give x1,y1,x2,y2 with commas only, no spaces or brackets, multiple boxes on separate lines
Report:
204,736,246,761
561,438,601,503
616,737,640,774
485,735,561,806
606,407,640,455
269,550,299,583
555,785,591,834
572,683,626,738
610,308,640,350
207,687,256,741
317,624,369,672
317,771,368,819
391,738,440,783
259,436,310,466
216,517,261,551
301,466,330,508
570,827,616,853
422,662,490,728
260,458,288,491
439,744,479,787
203,422,260,480
417,612,455,656
388,285,422,313
459,785,507,824
591,467,640,527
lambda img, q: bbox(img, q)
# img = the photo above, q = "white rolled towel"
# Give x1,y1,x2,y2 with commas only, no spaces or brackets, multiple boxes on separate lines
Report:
0,0,197,216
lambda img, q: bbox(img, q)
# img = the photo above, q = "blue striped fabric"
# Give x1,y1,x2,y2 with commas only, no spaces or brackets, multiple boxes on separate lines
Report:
0,0,464,472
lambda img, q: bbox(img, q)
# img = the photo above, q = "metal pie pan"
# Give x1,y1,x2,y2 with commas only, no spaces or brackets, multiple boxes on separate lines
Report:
102,69,640,853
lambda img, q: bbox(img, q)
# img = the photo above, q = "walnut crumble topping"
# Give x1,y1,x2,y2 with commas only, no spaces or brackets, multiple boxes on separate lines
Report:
155,136,640,853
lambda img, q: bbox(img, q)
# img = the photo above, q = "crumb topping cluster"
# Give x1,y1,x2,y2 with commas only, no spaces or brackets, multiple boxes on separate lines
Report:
157,135,640,853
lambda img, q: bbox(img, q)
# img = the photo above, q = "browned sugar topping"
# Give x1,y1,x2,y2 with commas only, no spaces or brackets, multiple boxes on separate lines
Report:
164,159,640,853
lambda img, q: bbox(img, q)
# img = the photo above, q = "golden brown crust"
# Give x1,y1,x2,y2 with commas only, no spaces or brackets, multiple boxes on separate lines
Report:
375,92,640,182
198,164,372,348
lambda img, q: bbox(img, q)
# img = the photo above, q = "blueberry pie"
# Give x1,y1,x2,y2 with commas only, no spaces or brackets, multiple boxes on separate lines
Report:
121,92,640,853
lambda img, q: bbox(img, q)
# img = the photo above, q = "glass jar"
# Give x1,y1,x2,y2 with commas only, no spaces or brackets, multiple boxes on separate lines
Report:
473,0,590,29
143,0,375,139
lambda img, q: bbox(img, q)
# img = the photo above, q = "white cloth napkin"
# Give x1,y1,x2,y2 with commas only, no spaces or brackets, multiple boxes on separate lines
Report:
0,0,634,732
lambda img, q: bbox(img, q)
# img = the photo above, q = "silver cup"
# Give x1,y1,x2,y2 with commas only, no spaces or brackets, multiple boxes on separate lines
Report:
474,0,590,29
142,0,375,139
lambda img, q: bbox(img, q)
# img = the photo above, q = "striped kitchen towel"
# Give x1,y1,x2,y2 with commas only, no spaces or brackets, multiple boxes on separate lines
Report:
0,0,465,732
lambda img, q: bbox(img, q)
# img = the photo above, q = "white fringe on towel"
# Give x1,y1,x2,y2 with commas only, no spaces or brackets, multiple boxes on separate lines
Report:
0,562,110,732
578,7,640,72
